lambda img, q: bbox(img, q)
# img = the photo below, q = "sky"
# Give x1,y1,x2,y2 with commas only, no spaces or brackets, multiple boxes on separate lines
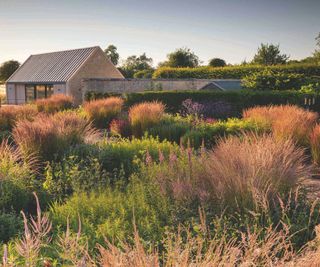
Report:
0,0,319,66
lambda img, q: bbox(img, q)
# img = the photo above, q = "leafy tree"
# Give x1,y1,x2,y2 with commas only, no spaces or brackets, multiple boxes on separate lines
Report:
120,53,153,78
252,44,289,65
208,58,226,67
104,45,119,66
160,47,199,68
0,60,20,82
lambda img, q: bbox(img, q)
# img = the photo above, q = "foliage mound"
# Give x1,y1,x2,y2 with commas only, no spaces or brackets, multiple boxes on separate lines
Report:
129,101,165,137
243,105,318,145
13,112,98,161
35,94,74,113
83,97,124,128
0,105,37,131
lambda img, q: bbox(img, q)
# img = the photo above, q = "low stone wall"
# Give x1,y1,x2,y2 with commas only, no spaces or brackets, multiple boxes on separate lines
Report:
81,78,241,98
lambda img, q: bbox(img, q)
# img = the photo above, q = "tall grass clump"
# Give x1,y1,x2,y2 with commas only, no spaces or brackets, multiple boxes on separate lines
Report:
35,94,74,113
152,134,310,211
83,97,124,128
243,105,318,145
310,124,320,166
13,112,98,162
0,105,37,131
129,101,165,137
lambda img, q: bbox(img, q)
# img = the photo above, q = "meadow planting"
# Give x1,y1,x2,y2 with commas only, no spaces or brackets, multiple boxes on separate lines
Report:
2,93,320,266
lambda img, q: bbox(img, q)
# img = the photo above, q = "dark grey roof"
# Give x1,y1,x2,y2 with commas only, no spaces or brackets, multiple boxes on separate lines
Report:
7,46,99,83
200,80,242,91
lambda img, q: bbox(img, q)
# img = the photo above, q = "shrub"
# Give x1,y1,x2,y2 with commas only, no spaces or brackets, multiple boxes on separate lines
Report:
180,98,234,119
153,64,320,79
148,115,192,144
83,97,124,128
300,82,320,93
69,136,179,180
133,69,154,78
243,105,318,145
181,118,266,148
0,212,22,242
0,105,37,131
35,94,74,113
242,70,306,90
128,101,165,137
44,156,109,200
13,112,98,161
50,177,171,247
0,140,36,213
110,119,132,137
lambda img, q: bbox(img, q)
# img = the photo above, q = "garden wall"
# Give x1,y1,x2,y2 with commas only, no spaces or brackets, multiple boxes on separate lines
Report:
81,78,240,97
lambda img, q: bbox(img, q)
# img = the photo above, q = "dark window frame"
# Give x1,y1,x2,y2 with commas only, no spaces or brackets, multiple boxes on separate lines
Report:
25,84,54,102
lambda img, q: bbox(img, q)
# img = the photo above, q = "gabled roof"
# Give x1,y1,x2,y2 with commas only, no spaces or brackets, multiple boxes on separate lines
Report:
7,46,99,83
200,80,242,91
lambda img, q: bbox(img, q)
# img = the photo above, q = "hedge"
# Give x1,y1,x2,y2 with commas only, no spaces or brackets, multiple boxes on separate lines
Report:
152,64,320,79
84,90,320,118
122,90,320,117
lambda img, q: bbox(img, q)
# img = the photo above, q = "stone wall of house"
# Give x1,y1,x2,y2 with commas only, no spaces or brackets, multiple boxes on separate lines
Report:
68,48,124,104
81,78,224,97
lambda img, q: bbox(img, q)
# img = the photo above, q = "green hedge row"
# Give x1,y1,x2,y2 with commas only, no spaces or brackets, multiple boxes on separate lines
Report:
152,64,320,79
122,90,319,116
84,90,320,117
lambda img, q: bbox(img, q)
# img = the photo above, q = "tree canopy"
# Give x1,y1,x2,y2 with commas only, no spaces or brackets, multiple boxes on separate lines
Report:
252,44,289,65
104,45,120,66
208,58,226,67
160,47,199,68
120,53,153,78
0,60,20,82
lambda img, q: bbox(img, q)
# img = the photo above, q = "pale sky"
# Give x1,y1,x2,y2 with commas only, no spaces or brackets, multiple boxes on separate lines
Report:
0,0,319,66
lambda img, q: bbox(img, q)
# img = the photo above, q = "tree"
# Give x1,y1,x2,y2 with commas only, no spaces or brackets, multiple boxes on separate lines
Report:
160,47,199,68
252,43,289,65
0,60,20,82
208,58,226,67
104,45,119,66
313,33,320,61
120,53,153,78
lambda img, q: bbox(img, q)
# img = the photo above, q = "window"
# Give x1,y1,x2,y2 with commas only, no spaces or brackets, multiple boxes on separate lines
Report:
25,84,54,102
25,85,35,103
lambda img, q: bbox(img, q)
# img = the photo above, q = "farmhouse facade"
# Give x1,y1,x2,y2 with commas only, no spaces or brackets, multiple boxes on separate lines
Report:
6,46,124,104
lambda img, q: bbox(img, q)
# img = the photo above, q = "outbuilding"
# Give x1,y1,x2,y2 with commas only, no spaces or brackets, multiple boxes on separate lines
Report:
6,46,124,104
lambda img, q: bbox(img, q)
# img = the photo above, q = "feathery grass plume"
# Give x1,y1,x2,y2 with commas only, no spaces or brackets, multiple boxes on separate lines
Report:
0,139,37,179
153,134,311,211
310,124,320,166
15,193,52,266
98,221,296,266
35,94,74,113
0,105,37,131
83,97,124,128
129,101,165,137
243,105,318,145
57,216,93,266
13,112,99,161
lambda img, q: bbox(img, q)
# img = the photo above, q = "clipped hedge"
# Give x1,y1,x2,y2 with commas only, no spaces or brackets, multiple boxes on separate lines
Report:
152,64,320,79
123,90,320,117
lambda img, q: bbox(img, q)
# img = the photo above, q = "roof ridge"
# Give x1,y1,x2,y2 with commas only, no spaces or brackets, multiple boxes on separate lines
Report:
30,46,99,56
